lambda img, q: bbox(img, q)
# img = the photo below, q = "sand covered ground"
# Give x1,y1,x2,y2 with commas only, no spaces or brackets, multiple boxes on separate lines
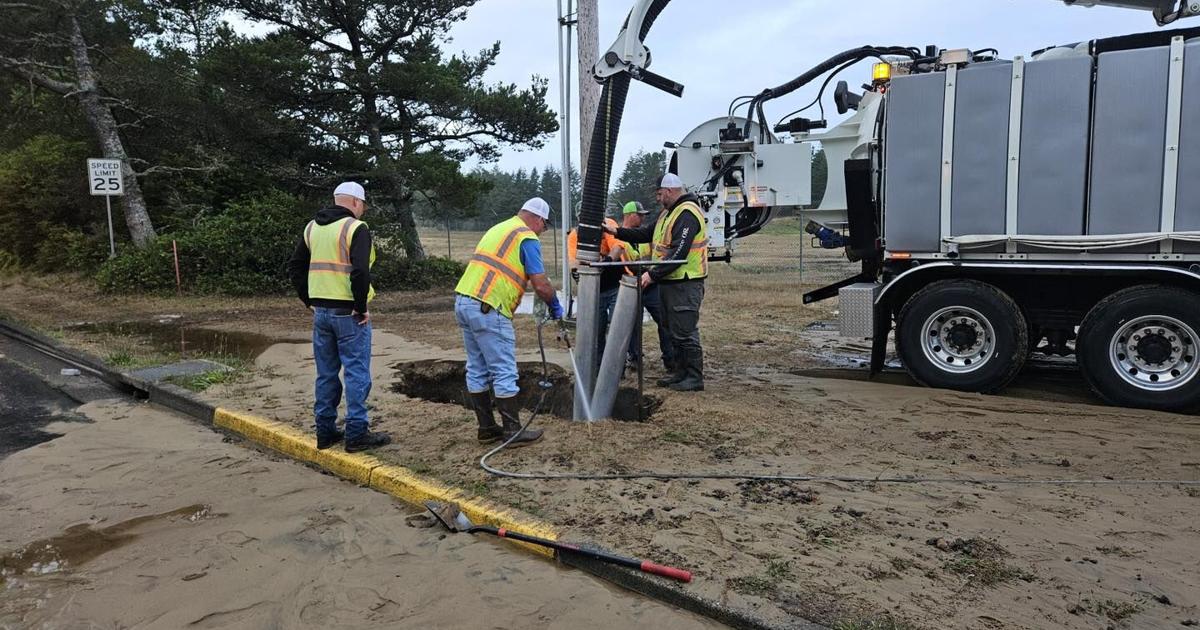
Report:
4,265,1200,628
0,396,717,629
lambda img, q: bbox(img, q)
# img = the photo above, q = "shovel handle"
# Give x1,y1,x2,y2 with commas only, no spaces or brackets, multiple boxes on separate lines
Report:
485,527,692,583
638,561,693,582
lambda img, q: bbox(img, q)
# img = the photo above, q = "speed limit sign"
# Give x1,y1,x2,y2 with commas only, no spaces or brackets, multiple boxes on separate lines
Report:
87,158,124,257
87,158,124,196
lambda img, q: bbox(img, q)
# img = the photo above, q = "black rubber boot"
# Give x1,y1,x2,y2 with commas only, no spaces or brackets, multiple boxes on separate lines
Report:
470,391,503,443
668,349,704,392
496,396,543,447
316,429,344,450
656,364,685,388
345,431,392,453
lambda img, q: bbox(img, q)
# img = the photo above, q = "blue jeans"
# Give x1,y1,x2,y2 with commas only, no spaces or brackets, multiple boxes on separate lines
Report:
631,284,674,368
312,307,373,441
455,294,520,398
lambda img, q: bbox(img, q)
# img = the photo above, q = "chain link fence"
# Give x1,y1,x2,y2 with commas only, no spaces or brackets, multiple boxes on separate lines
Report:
418,213,860,311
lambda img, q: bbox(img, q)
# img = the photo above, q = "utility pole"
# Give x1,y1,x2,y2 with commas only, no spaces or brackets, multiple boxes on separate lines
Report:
576,0,599,180
557,0,576,304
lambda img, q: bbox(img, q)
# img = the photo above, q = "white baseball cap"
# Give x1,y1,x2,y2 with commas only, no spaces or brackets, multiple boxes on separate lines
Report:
521,197,552,220
333,181,366,201
659,173,684,189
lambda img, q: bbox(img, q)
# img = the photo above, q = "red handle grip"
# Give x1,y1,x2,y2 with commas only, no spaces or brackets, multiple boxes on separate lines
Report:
640,560,693,583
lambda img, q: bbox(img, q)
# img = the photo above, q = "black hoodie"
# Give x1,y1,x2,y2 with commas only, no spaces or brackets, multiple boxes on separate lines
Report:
288,206,373,314
614,193,703,283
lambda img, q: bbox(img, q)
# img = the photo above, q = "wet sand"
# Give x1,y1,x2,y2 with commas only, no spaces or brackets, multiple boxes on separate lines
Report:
6,276,1200,628
0,398,718,629
206,330,1200,629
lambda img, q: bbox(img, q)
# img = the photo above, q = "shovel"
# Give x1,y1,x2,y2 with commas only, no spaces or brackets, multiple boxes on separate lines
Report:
424,501,692,583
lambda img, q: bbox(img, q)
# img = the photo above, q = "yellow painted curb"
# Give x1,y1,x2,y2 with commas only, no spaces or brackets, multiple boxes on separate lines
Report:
214,408,382,484
213,408,558,557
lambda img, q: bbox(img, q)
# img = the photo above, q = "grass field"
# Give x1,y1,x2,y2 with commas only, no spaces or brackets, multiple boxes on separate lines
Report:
418,215,857,369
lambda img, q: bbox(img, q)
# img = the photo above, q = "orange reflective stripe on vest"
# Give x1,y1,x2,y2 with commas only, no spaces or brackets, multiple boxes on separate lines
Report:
455,216,537,319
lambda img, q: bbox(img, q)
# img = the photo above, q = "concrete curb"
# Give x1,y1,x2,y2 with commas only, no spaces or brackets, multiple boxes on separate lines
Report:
0,316,795,630
211,408,559,557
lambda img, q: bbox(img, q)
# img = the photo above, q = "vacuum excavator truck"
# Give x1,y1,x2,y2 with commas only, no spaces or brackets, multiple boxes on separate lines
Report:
584,0,1200,411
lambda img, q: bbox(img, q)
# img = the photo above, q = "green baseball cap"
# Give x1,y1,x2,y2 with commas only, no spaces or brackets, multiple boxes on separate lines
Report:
622,201,648,215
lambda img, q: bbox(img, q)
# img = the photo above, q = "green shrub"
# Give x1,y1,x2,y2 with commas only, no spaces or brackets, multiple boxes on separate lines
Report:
32,224,109,273
97,190,464,295
0,135,90,263
373,255,464,291
0,250,19,275
95,237,177,292
97,190,306,294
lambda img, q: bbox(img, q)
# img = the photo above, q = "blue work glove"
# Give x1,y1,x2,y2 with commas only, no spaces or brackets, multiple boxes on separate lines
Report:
548,297,564,320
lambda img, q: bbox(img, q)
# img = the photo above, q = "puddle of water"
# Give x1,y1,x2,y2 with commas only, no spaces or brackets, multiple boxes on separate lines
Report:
0,505,215,583
68,321,281,361
391,359,658,422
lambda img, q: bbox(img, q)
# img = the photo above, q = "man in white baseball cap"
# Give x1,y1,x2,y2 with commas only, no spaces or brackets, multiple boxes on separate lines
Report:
288,181,391,453
453,197,563,446
605,173,709,392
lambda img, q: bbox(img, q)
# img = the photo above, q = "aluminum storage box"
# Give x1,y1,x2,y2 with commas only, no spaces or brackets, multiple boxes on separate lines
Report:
883,72,945,252
839,283,881,338
950,61,1012,238
1088,45,1171,235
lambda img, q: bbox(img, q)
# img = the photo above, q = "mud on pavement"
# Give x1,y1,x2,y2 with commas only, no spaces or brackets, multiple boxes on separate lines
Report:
0,398,719,629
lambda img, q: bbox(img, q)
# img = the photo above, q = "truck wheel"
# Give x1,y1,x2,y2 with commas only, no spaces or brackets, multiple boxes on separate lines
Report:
895,280,1028,393
1076,285,1200,411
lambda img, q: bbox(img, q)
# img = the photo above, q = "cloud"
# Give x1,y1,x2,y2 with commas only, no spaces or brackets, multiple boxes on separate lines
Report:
452,0,1152,174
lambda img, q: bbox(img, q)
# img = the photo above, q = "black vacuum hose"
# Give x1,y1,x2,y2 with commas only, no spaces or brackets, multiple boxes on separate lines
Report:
743,45,919,139
576,0,673,259
576,74,631,259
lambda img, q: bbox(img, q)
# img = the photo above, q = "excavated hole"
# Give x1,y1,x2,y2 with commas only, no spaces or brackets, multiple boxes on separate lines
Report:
391,359,658,421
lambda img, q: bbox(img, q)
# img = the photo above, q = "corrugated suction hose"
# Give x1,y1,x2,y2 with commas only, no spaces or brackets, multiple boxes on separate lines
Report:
576,0,672,259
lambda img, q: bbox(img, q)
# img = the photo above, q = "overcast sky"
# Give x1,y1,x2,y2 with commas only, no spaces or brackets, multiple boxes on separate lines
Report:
445,0,1160,174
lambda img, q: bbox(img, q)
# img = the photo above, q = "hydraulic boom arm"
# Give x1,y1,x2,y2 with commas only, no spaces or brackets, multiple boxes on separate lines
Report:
1065,0,1199,25
595,0,1197,89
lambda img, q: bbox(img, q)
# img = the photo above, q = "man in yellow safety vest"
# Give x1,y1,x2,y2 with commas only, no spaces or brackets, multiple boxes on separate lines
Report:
288,182,391,453
454,198,563,446
618,200,674,373
607,174,708,392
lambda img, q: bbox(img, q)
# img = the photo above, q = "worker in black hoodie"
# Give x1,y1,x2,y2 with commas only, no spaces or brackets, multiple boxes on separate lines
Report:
287,182,391,453
606,173,709,392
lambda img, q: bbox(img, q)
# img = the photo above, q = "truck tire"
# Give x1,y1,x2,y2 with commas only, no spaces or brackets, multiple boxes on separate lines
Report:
895,279,1028,393
1076,285,1200,412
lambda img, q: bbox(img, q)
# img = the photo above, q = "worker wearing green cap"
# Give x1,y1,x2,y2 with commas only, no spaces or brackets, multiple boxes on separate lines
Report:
618,200,675,373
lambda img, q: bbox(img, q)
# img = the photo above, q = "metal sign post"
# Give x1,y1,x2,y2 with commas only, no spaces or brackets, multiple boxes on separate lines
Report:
87,158,124,258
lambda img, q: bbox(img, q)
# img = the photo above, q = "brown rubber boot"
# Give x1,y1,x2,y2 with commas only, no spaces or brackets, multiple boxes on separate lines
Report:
470,391,503,443
495,396,543,447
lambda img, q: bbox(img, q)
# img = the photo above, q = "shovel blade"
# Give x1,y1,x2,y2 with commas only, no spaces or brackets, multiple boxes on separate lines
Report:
423,500,474,533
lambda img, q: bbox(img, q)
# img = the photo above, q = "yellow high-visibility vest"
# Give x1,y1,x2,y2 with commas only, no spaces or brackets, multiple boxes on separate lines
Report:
305,217,376,303
625,240,652,261
652,200,708,281
455,216,537,319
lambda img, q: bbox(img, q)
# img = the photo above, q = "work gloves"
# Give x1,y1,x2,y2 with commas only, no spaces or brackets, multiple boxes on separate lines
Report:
548,297,564,320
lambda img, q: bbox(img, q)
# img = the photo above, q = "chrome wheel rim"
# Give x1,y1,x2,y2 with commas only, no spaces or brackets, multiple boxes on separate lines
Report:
1109,315,1200,391
920,306,995,374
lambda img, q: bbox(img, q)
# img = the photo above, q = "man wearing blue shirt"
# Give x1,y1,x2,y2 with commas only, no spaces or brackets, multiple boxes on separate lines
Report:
454,198,563,446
